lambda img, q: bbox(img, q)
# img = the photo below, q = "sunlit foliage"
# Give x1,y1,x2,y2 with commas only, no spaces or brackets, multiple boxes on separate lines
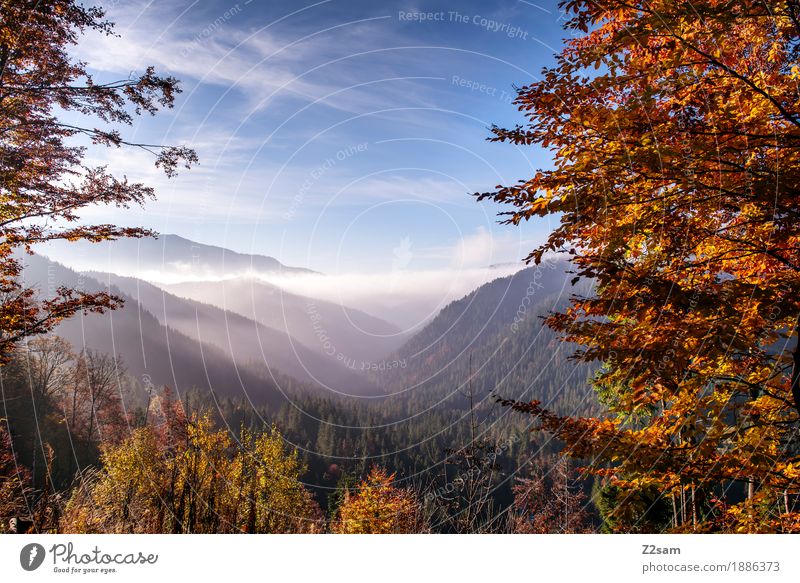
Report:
0,0,195,361
481,0,800,532
333,467,426,534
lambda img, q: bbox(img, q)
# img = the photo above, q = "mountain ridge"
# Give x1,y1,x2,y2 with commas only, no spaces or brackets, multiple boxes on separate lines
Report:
38,233,316,281
159,277,408,366
373,259,599,418
89,270,384,396
18,254,363,403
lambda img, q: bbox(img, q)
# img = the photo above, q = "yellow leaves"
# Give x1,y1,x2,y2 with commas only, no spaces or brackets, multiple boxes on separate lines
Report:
777,463,800,481
766,40,785,64
527,195,552,215
63,417,321,533
716,489,800,534
333,467,424,534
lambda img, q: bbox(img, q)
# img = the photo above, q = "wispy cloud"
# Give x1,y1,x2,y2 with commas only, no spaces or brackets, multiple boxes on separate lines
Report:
255,264,524,329
78,2,433,116
60,0,560,271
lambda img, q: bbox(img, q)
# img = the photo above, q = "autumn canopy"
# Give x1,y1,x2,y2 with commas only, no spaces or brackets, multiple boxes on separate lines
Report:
0,0,196,360
480,0,800,532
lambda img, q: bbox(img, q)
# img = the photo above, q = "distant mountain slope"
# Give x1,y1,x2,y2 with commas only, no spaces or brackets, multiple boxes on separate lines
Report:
375,259,600,417
39,234,314,281
18,255,319,405
92,272,381,395
161,278,407,365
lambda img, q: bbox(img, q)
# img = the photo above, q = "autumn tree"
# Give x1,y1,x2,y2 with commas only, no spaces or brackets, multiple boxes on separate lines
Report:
334,467,426,534
73,349,124,443
509,458,594,534
62,401,323,534
24,336,74,405
1,338,74,486
479,0,800,532
0,0,196,361
61,427,165,534
235,426,323,533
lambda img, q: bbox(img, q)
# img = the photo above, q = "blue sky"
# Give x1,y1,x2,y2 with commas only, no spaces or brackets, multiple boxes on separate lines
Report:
71,0,570,274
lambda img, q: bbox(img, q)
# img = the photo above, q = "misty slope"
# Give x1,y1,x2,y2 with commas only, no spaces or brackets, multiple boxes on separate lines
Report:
161,278,407,364
375,259,600,417
19,254,316,405
40,233,314,280
91,272,381,395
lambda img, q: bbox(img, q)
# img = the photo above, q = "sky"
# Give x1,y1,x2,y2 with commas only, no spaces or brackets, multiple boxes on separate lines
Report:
64,0,571,275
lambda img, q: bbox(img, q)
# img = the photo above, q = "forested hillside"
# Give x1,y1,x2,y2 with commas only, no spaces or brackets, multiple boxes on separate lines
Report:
174,262,600,522
375,259,598,418
162,277,407,365
3,254,599,533
21,254,377,397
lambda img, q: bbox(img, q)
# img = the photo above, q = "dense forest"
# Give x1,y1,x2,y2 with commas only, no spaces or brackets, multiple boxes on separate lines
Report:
0,262,604,533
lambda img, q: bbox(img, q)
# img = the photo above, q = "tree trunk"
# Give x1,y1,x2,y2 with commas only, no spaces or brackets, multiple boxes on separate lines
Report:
671,492,678,529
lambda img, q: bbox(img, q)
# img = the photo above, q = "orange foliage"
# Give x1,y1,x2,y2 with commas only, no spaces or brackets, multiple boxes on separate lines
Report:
334,467,425,534
480,0,800,532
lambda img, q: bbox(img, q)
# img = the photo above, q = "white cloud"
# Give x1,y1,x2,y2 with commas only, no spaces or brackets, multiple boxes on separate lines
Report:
254,264,524,330
415,226,542,268
76,2,421,116
450,225,496,267
39,224,537,329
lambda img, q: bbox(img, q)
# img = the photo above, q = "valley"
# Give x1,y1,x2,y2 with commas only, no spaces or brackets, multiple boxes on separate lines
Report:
9,236,599,526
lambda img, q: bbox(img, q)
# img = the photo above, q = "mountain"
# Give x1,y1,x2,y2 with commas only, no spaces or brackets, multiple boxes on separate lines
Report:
373,258,600,417
160,278,408,365
90,272,382,395
39,234,315,281
221,258,602,499
18,254,324,405
16,252,600,514
39,234,410,364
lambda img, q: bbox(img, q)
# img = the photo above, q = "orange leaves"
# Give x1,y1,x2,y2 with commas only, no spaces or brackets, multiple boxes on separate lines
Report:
483,0,800,531
527,195,552,216
333,467,424,534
